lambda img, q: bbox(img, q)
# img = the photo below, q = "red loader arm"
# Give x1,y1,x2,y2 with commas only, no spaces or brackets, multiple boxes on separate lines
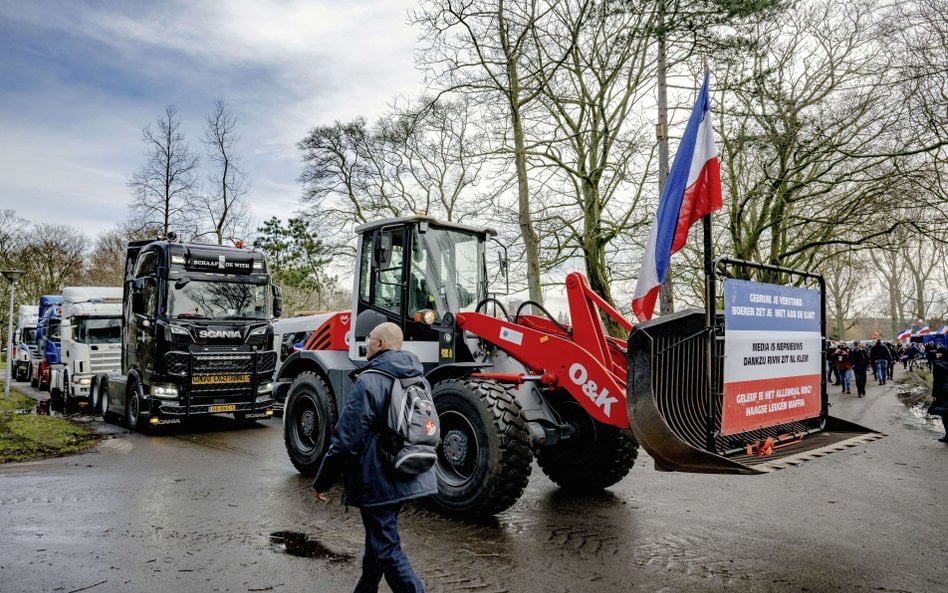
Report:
456,272,633,429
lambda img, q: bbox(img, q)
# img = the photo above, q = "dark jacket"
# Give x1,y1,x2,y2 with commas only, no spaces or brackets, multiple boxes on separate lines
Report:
313,349,438,507
931,357,948,408
849,347,870,370
869,342,892,362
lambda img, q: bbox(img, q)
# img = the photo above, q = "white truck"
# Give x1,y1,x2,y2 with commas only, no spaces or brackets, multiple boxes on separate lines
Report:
49,287,122,411
12,305,39,382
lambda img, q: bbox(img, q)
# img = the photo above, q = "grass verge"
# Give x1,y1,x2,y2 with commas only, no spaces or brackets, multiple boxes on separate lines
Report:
0,389,99,463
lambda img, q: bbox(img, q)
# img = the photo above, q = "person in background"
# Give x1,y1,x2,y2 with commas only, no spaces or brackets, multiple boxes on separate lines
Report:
870,339,892,386
826,340,840,386
312,322,437,593
928,344,948,443
835,343,852,394
885,340,897,380
849,341,871,398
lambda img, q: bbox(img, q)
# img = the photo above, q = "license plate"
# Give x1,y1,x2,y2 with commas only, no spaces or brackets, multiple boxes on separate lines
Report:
209,404,237,413
192,374,251,385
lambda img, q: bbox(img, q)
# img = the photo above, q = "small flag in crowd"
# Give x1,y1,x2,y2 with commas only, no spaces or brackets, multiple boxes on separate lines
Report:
897,328,912,341
632,68,722,322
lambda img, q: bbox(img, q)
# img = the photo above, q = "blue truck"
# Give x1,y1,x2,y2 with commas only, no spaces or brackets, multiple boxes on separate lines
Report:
30,295,63,391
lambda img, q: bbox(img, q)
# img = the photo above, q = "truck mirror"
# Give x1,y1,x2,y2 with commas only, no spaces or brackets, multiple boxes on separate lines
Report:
272,285,283,319
372,231,393,268
131,278,144,294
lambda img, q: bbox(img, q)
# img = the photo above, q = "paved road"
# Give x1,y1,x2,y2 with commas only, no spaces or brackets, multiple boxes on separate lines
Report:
1,373,945,593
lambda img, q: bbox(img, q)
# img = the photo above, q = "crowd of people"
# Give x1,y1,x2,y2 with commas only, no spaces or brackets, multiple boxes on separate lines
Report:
826,339,897,397
826,337,948,443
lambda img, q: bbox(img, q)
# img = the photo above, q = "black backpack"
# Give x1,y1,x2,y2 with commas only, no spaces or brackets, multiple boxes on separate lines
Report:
364,370,440,476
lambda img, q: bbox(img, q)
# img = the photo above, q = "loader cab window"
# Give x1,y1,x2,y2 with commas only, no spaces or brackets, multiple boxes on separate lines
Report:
360,227,406,315
411,226,486,321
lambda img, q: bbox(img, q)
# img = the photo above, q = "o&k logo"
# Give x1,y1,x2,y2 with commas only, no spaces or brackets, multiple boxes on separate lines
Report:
568,362,617,417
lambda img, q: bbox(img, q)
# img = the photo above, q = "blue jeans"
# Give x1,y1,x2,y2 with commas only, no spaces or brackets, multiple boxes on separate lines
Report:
875,360,888,383
354,503,424,593
839,369,852,392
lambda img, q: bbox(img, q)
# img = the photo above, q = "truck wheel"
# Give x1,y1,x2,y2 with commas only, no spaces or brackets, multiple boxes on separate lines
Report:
98,382,114,422
536,391,639,492
429,378,533,518
15,362,27,382
283,372,337,476
30,368,38,388
126,379,147,432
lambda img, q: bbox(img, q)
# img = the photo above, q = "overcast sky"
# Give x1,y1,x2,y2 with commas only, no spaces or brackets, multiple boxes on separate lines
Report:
0,0,423,241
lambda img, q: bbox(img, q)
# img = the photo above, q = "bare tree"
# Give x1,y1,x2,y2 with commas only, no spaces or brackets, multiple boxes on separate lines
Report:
717,0,932,276
196,98,253,245
411,0,563,306
527,0,658,317
16,224,88,300
298,98,494,256
128,106,200,238
0,209,29,269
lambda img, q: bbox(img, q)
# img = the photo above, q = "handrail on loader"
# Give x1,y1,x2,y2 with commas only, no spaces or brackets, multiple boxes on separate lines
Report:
627,258,884,474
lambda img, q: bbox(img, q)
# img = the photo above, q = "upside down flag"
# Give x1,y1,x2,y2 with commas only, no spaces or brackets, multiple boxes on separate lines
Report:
632,69,722,322
897,327,912,341
918,324,931,335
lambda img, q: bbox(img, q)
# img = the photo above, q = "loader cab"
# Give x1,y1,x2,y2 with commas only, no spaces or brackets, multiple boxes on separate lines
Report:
351,216,493,364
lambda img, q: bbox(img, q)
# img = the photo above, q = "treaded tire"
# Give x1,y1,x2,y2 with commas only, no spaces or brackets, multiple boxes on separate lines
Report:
536,390,638,492
126,378,148,433
428,378,533,519
283,371,337,476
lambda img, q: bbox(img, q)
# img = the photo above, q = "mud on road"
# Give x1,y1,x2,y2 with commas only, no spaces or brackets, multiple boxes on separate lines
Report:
1,375,946,593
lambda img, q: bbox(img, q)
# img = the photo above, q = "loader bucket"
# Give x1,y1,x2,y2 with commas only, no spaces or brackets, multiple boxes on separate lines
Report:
627,309,884,474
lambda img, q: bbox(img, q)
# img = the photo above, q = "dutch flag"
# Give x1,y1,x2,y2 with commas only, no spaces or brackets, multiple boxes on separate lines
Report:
632,69,722,322
918,324,931,335
897,327,912,341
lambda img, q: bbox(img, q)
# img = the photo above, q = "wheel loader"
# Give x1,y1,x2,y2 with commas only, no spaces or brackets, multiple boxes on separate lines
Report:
278,216,881,518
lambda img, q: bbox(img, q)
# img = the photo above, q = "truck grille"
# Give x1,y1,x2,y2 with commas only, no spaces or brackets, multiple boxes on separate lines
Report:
162,350,277,403
89,349,121,373
164,350,277,375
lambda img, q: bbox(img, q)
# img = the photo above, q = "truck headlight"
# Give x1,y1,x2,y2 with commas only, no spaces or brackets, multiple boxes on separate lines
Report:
151,383,179,399
75,376,92,386
248,325,267,337
257,381,273,394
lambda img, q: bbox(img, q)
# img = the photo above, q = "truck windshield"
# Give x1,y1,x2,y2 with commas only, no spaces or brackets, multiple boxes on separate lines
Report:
21,328,37,343
167,280,270,320
46,319,61,342
410,227,486,319
74,318,122,344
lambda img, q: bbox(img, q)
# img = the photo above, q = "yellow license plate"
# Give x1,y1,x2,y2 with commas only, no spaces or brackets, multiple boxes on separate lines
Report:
192,374,251,385
209,404,237,413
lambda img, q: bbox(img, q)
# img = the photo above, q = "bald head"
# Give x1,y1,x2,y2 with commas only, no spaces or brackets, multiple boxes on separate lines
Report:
369,322,403,352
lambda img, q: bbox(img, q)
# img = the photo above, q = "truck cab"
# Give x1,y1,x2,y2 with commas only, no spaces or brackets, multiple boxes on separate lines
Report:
49,287,122,410
96,237,281,430
12,305,38,383
31,295,63,391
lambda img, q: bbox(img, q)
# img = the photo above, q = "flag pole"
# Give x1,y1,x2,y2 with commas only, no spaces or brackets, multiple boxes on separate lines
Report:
701,62,716,450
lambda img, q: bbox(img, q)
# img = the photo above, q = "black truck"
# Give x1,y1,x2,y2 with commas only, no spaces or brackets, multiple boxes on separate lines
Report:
93,235,281,430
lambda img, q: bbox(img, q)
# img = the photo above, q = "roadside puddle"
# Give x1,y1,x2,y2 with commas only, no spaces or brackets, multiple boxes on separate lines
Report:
269,531,353,562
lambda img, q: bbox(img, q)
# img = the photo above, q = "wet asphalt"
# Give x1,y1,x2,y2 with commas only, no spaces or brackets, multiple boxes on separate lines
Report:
1,371,946,593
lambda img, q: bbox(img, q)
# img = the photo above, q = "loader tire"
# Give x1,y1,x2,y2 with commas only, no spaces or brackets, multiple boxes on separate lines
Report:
537,391,638,492
429,378,533,519
283,372,337,476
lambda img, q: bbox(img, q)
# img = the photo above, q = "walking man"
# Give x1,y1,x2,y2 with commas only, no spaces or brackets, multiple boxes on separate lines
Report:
313,322,437,593
835,343,853,394
870,339,892,385
929,344,948,443
850,341,871,397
